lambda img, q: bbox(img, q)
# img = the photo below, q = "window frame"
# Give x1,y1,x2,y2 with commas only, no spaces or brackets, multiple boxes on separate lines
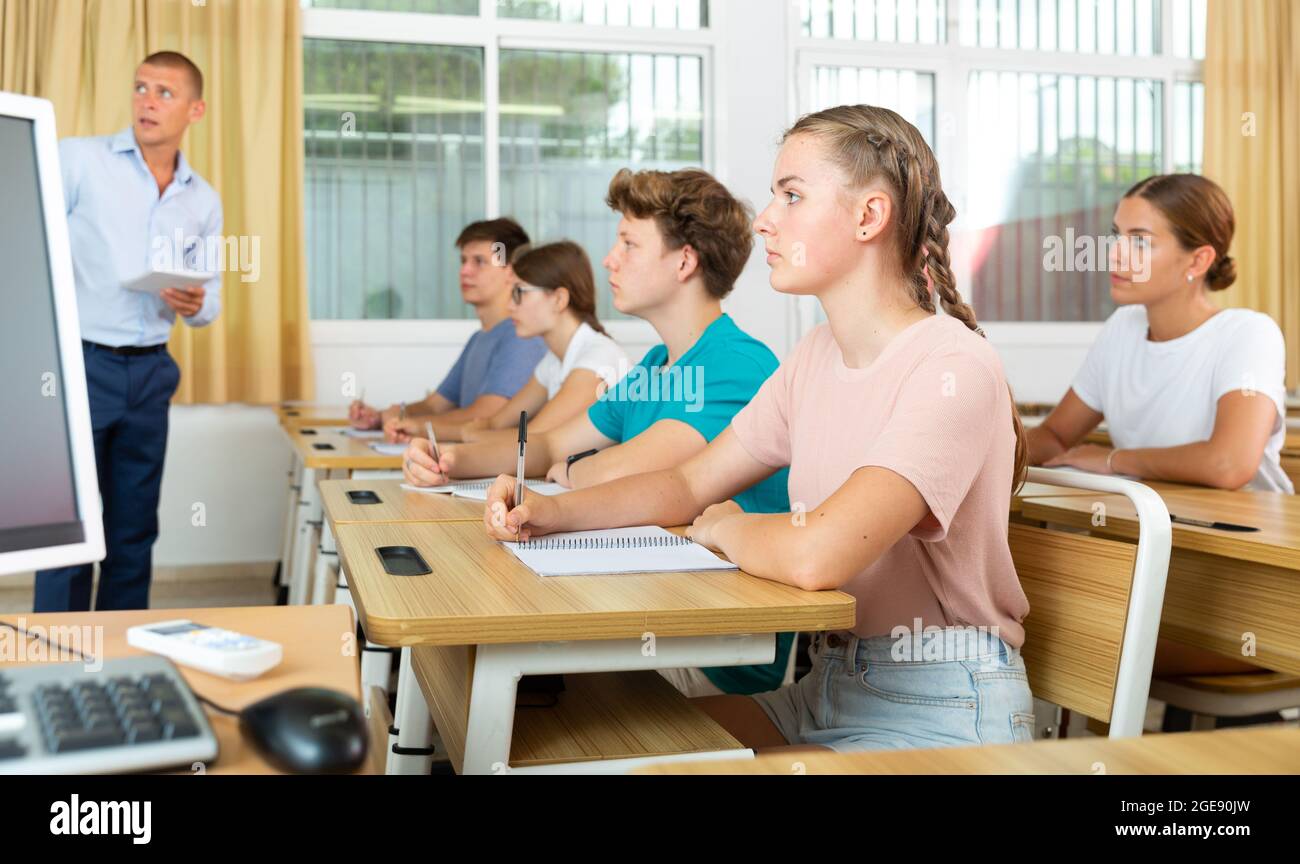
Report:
301,0,721,343
787,0,1204,335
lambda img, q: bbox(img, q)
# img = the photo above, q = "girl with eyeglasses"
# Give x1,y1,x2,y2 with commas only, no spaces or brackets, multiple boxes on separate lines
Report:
387,241,626,444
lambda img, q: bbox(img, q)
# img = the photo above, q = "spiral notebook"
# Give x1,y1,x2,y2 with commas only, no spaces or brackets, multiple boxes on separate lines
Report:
502,526,738,577
400,478,496,495
452,479,569,501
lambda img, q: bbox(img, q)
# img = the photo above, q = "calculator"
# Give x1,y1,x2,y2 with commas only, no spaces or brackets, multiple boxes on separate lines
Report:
126,620,282,681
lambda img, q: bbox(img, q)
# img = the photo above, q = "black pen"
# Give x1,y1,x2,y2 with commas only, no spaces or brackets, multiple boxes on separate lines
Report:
515,411,528,510
1170,514,1259,533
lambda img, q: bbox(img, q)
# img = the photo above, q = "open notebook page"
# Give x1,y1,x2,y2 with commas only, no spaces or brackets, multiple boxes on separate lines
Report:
502,526,738,577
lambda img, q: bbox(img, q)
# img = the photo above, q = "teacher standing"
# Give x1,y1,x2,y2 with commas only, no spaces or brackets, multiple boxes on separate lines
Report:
35,52,222,612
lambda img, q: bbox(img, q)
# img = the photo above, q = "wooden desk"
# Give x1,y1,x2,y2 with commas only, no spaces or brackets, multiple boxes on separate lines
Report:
1011,481,1107,513
337,521,855,647
0,606,367,775
286,427,405,472
1020,484,1300,675
334,521,855,774
276,403,351,429
638,726,1300,774
320,479,484,527
280,428,405,606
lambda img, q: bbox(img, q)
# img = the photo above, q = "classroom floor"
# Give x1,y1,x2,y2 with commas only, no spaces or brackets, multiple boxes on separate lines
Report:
0,563,277,614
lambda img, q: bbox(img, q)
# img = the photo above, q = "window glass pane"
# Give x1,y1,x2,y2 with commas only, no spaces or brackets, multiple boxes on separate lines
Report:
1174,80,1204,173
302,0,477,13
808,66,937,145
304,40,486,320
499,49,704,320
1172,0,1207,59
499,0,709,28
800,0,947,43
966,70,1164,322
958,0,1161,56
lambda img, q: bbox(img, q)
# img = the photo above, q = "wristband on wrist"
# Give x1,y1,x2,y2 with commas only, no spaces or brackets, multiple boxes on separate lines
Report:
1106,448,1123,474
565,449,599,480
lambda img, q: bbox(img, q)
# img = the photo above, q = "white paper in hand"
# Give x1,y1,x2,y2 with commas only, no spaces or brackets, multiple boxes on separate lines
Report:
123,269,216,297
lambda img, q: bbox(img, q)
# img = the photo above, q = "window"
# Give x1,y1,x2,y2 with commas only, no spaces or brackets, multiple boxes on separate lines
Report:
959,0,1160,55
1171,0,1207,59
303,2,713,321
806,66,937,144
801,0,948,43
499,49,704,319
304,40,485,320
303,0,477,14
498,0,707,28
794,0,1204,324
968,72,1163,321
1173,80,1203,173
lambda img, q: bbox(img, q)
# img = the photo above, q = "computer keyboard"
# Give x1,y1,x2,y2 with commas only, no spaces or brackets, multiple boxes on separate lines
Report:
0,655,219,774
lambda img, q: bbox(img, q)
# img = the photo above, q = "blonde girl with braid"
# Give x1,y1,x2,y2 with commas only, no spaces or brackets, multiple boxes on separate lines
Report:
481,105,1035,753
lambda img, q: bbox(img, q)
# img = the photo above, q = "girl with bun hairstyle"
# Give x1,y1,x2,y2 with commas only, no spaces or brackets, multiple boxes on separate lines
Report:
1027,173,1291,678
1028,174,1292,493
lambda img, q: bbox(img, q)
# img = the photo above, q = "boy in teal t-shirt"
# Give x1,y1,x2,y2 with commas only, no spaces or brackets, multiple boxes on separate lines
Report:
587,313,793,694
405,169,796,696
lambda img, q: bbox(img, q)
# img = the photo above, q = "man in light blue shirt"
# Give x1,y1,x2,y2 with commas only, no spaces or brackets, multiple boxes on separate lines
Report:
35,51,222,612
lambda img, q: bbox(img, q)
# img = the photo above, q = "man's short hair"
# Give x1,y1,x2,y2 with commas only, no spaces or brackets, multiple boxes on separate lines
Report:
455,218,531,264
141,51,204,99
605,168,754,300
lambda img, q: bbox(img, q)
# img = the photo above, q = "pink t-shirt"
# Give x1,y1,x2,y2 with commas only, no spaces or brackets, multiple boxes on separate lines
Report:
731,316,1029,646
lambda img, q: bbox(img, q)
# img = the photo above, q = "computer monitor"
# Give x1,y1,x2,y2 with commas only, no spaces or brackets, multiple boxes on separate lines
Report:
0,92,103,575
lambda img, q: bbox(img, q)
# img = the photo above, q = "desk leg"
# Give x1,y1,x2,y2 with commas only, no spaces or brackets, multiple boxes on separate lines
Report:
312,519,338,606
461,634,773,776
287,467,322,606
278,454,303,593
337,563,395,702
387,647,435,775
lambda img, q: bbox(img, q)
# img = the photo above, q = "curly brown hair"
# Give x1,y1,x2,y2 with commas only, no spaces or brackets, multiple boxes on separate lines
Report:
605,168,754,300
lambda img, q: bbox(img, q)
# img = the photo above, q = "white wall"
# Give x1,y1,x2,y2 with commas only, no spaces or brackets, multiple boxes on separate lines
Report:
155,6,1097,568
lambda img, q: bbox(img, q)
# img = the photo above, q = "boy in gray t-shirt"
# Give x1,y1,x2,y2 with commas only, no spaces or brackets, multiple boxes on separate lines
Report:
349,218,544,439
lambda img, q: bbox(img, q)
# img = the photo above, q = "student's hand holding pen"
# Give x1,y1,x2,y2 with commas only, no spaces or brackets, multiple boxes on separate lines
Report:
483,475,562,542
402,440,456,487
384,417,423,444
350,402,381,430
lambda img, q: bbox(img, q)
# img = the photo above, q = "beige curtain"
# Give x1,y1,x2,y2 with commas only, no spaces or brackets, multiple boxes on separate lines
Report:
1204,0,1300,389
0,0,314,403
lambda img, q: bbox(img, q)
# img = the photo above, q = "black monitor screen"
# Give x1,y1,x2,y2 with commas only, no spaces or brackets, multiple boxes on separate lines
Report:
0,115,84,553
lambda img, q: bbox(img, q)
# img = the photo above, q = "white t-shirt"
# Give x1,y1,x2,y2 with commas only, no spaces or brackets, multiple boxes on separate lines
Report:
1072,305,1293,493
532,322,628,400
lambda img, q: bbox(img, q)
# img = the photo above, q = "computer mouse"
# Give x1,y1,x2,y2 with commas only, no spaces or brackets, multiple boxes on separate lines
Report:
239,688,368,774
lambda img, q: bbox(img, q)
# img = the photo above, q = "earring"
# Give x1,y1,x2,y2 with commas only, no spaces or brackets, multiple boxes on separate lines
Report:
1187,274,1195,283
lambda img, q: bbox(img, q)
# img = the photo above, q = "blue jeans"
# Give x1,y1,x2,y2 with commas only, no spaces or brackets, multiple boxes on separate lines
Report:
34,344,180,612
751,628,1035,752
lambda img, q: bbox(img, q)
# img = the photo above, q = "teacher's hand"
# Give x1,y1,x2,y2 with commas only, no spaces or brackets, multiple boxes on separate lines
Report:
161,285,205,317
